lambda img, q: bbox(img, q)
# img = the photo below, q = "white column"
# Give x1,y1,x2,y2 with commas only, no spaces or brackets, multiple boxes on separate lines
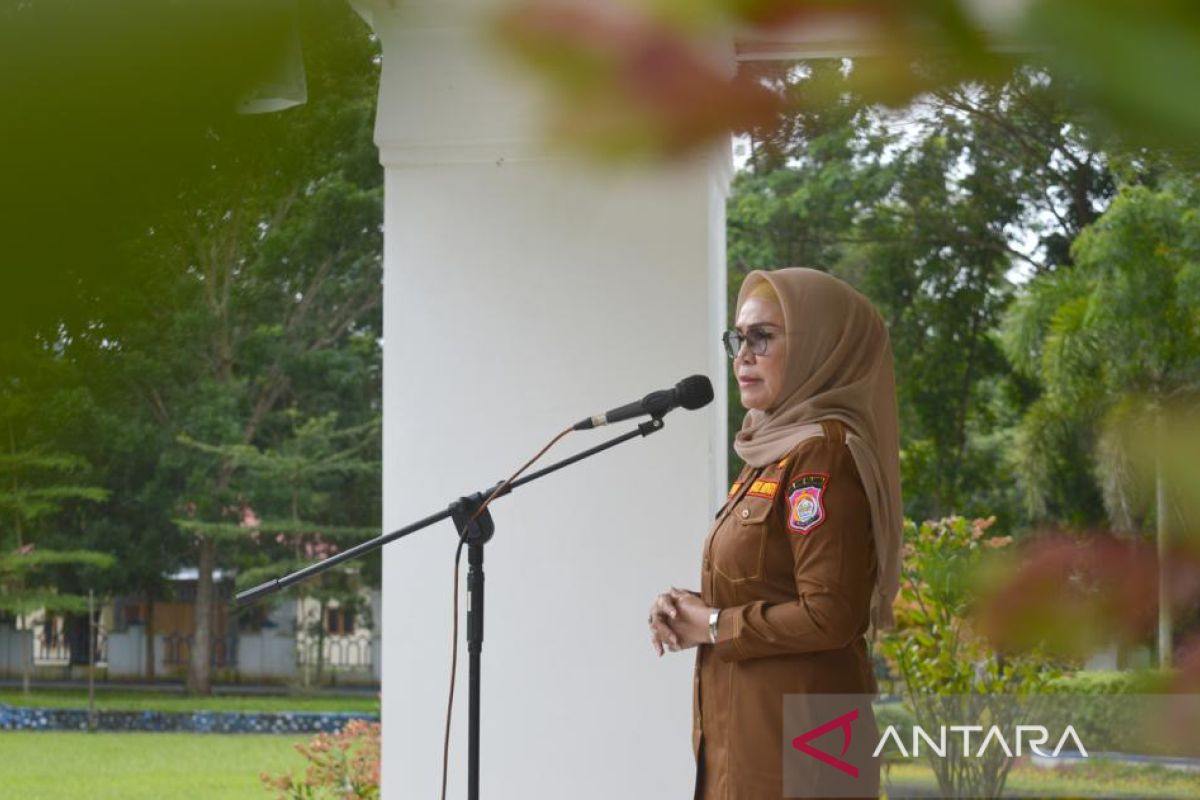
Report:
359,3,732,797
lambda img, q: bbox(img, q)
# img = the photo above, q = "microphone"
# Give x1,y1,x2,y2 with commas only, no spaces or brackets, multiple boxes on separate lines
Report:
573,375,714,431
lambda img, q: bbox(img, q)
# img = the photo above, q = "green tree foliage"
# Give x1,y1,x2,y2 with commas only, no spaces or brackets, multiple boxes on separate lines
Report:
727,64,1121,534
177,411,380,684
0,345,115,621
1001,176,1200,525
0,447,111,617
0,0,311,338
999,174,1200,666
0,0,384,694
0,354,116,691
108,3,385,694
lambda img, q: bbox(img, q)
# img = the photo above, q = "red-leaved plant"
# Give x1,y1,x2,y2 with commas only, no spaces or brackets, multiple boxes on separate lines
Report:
262,719,380,800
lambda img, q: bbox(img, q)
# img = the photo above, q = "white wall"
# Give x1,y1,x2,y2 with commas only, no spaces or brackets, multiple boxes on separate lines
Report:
106,625,145,677
361,2,733,797
238,631,299,681
0,624,32,677
105,628,174,679
370,588,382,683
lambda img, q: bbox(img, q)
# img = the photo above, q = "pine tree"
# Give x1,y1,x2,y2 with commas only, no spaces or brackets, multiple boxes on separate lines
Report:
175,411,379,685
0,447,113,691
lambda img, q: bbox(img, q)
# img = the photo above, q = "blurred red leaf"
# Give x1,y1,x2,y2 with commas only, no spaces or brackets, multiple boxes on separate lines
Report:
489,0,780,158
1168,633,1200,692
977,529,1200,662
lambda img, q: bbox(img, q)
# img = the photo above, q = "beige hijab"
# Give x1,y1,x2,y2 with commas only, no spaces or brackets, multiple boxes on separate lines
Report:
733,268,903,639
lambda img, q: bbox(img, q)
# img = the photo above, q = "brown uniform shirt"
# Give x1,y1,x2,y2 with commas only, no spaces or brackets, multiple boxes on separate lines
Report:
693,419,880,799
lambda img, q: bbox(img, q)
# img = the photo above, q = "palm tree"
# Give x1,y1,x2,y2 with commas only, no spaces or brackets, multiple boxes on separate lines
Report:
1000,178,1200,668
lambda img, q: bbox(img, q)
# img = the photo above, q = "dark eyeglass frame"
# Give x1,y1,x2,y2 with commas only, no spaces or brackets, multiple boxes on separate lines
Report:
721,325,781,359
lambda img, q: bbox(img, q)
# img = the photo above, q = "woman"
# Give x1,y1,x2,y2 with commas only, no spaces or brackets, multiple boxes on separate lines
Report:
647,268,903,799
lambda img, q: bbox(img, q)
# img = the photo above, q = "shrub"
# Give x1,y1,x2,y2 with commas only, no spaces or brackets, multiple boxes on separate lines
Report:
881,516,1062,696
877,516,1066,798
1046,669,1173,695
261,719,380,799
1044,669,1181,755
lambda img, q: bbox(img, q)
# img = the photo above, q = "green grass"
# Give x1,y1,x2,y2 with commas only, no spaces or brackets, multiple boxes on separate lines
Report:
885,758,1200,798
0,688,379,715
0,732,309,799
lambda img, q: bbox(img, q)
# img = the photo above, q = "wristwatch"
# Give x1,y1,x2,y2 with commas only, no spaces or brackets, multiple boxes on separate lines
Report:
708,607,720,644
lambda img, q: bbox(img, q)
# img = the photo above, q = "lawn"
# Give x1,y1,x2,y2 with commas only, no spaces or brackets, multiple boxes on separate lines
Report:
885,758,1200,798
0,732,308,800
0,688,379,715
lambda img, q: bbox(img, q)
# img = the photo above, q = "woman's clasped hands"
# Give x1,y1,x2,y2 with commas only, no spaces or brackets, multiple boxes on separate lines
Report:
647,586,713,657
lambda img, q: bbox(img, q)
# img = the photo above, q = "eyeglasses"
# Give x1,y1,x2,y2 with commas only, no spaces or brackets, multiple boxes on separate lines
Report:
721,326,779,359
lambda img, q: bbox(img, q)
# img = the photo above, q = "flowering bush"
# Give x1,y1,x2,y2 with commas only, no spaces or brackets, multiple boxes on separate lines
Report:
877,516,1063,799
881,515,1047,695
262,719,380,799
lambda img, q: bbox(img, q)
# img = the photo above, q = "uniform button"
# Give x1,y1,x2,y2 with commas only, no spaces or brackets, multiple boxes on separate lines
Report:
740,507,750,519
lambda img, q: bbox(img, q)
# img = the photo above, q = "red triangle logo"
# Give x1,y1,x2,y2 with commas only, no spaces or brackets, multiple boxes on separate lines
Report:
790,707,859,778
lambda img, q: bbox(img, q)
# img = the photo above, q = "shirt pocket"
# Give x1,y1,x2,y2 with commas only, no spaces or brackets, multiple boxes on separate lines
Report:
712,497,773,583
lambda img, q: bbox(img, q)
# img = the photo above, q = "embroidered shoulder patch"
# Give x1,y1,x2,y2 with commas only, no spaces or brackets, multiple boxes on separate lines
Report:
786,472,830,535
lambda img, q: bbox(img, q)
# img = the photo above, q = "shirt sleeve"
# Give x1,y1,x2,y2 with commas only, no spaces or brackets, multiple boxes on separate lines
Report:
710,436,874,662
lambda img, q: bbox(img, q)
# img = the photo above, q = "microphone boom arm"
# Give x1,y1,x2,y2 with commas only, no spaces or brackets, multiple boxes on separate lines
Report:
235,416,667,606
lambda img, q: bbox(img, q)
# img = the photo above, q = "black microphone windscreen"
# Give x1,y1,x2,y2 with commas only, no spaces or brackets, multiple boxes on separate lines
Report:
677,375,714,410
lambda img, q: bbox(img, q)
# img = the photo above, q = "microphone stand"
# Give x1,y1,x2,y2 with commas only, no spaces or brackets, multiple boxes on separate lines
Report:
236,415,667,800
